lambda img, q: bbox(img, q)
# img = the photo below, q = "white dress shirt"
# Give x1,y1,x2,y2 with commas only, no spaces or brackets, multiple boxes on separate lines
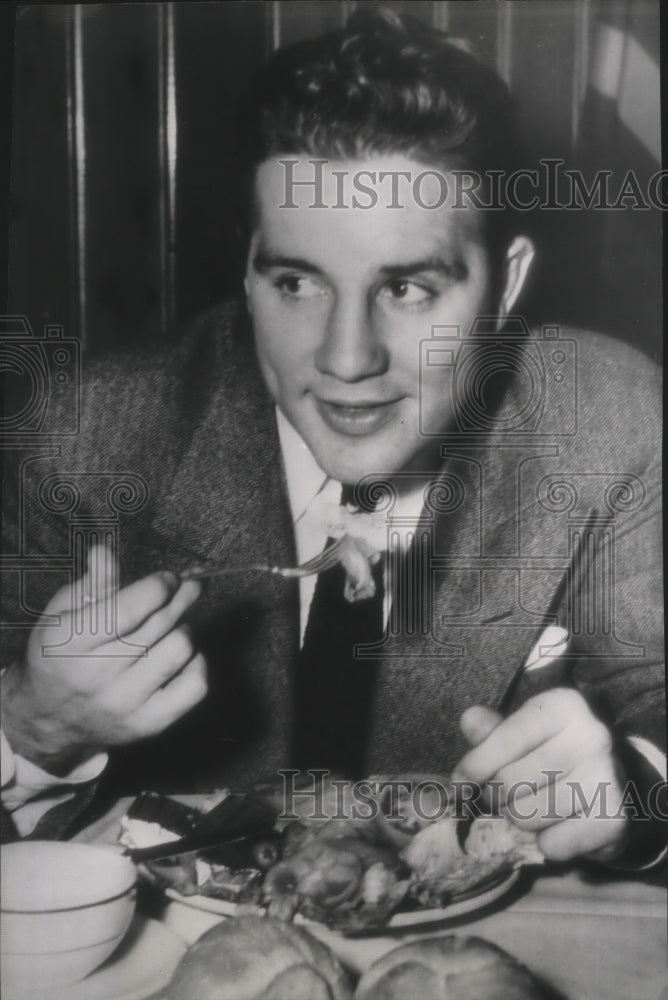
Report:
276,407,428,643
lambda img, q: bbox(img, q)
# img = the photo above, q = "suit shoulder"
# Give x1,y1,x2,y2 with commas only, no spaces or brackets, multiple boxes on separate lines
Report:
569,328,661,390
569,327,660,415
495,328,660,469
559,328,660,464
61,300,251,468
84,299,246,400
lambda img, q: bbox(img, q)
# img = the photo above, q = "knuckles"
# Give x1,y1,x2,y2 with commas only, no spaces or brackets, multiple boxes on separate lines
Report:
170,626,194,664
150,625,194,667
145,573,178,610
533,687,587,717
534,687,603,726
531,688,614,754
494,764,530,798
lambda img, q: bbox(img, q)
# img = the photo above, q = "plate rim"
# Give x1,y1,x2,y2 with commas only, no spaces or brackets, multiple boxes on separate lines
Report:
161,866,521,935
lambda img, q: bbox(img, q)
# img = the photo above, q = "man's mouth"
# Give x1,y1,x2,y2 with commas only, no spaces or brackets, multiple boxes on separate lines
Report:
315,397,401,436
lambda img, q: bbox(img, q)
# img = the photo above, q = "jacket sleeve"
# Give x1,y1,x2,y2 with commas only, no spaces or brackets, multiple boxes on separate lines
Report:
1,729,107,842
568,340,665,871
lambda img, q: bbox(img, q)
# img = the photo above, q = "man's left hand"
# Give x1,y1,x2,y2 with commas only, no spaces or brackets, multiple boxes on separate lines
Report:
453,689,628,861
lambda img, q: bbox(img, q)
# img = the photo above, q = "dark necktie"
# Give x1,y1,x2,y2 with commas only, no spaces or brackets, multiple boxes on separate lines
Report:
291,486,384,778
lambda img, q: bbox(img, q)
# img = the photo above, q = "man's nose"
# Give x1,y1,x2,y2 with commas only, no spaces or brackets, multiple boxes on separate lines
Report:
314,297,388,381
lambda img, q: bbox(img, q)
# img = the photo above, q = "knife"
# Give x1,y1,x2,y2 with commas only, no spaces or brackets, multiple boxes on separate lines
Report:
125,819,276,863
497,507,599,715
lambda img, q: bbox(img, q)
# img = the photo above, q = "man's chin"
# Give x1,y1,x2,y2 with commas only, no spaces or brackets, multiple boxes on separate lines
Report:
311,442,409,488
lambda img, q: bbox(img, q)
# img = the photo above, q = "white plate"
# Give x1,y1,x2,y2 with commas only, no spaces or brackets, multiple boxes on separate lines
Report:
163,866,520,933
1,915,186,1000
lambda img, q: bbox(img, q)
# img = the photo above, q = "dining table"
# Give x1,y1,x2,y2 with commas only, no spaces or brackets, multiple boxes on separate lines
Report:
65,793,668,1000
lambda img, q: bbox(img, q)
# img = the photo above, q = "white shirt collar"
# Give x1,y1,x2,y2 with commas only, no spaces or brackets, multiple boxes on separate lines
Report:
275,405,431,642
276,405,430,527
276,407,335,522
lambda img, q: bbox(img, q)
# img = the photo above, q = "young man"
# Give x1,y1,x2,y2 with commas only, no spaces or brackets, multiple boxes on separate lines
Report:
1,12,664,867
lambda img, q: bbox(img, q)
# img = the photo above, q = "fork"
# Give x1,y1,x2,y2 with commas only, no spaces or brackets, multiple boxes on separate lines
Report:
180,537,346,582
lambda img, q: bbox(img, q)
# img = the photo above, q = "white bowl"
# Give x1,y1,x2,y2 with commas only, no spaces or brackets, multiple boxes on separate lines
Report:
1,841,137,987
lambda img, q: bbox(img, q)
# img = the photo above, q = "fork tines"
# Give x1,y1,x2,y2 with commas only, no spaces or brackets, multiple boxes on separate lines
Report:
181,538,345,582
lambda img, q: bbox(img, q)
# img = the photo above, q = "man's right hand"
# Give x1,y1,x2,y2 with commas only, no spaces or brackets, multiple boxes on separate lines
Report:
0,544,207,775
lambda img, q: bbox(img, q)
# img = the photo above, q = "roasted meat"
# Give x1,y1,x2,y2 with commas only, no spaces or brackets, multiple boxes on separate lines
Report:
263,821,410,931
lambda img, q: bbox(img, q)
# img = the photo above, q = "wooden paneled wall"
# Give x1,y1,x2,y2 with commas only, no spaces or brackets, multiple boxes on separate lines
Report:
8,2,661,358
10,2,267,351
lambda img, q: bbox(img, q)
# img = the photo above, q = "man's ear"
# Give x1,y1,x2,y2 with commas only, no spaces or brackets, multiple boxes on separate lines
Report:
498,235,535,321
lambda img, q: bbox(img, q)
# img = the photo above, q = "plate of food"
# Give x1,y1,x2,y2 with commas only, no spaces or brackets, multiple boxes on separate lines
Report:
119,774,543,937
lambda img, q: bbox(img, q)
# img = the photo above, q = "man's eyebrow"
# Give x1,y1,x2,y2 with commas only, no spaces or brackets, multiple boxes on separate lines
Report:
251,252,467,280
379,257,466,279
252,252,323,275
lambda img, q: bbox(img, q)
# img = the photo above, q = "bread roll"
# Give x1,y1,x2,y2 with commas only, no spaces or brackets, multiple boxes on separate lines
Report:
355,934,553,1000
164,915,352,1000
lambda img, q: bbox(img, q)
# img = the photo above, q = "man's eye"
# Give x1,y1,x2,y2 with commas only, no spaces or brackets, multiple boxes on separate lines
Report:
274,274,323,299
380,280,434,305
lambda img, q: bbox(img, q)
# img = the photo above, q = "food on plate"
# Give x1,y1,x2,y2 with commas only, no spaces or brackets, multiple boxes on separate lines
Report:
399,814,464,884
402,814,543,904
465,816,545,867
354,934,554,1000
263,820,411,932
158,914,352,1000
370,773,458,847
120,791,201,848
121,775,544,931
121,789,278,903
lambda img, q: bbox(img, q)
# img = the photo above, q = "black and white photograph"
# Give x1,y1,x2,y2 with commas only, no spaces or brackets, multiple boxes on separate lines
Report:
1,2,665,998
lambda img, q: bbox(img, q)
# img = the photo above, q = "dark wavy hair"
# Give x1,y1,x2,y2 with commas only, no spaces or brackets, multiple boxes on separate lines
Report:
235,9,527,274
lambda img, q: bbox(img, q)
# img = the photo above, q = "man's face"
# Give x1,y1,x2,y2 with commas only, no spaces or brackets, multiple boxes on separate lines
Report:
245,156,507,484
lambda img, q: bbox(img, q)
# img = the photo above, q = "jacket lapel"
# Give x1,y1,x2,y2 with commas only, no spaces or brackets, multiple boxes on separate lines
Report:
367,434,575,774
148,339,293,573
145,324,299,784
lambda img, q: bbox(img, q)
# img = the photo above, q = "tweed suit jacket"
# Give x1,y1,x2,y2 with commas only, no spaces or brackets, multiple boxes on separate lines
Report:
1,302,664,819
